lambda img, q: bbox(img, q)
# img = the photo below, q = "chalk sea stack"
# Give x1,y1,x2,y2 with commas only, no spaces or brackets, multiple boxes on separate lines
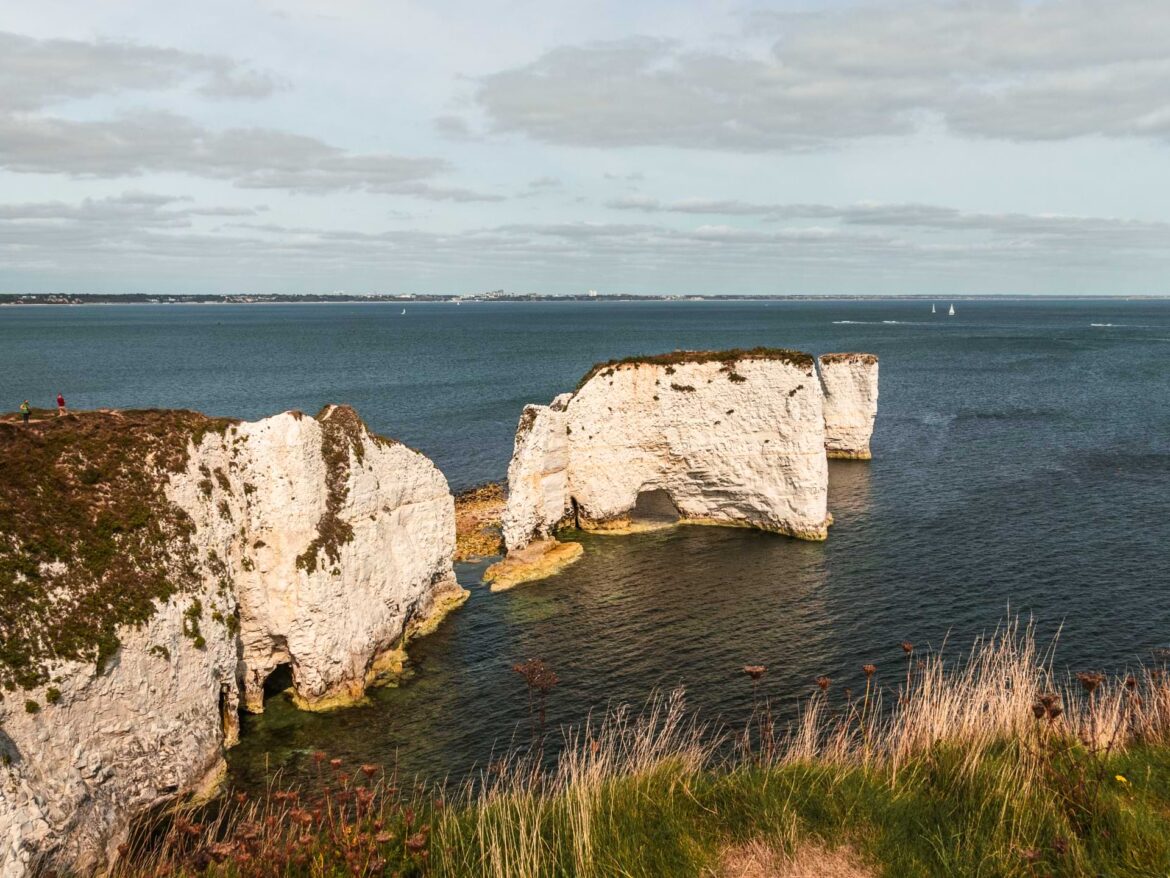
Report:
491,348,878,587
819,353,880,460
0,406,462,876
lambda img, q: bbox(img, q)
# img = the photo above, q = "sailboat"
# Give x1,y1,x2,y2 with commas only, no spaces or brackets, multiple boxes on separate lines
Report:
401,308,406,315
948,304,955,316
931,303,936,314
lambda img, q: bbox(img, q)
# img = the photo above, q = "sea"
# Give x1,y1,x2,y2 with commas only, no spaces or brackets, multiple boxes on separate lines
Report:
2,297,1168,789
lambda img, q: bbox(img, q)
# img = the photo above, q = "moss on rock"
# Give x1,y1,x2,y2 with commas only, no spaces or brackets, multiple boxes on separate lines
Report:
0,409,236,689
574,347,815,391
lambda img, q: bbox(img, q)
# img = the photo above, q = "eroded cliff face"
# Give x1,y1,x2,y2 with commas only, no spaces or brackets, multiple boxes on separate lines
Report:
0,406,460,876
173,405,460,712
819,354,880,460
0,589,239,878
501,350,833,557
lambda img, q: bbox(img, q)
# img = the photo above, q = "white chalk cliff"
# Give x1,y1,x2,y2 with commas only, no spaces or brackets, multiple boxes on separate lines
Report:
0,406,460,877
819,353,880,459
501,349,879,558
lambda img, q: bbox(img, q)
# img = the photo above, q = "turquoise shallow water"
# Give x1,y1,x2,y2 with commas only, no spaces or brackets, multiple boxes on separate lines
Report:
2,298,1168,787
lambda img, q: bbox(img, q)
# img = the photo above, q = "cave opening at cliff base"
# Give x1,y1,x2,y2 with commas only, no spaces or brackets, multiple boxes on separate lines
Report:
631,488,681,525
262,662,294,701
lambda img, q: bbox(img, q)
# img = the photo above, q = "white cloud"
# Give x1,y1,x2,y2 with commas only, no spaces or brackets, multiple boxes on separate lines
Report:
475,0,1170,150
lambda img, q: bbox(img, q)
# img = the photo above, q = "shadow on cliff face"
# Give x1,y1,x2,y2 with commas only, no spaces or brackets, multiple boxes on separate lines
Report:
631,488,681,525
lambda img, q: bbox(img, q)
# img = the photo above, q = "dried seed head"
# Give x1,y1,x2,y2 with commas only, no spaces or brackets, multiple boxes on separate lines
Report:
513,658,559,693
815,675,831,691
1076,671,1105,694
862,664,877,679
743,665,766,681
901,641,914,655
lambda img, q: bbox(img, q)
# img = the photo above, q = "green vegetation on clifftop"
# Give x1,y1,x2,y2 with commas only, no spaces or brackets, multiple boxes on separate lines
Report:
574,347,816,391
0,409,235,689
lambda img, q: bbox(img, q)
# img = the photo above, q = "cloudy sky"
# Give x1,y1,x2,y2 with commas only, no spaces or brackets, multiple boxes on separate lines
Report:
2,0,1169,295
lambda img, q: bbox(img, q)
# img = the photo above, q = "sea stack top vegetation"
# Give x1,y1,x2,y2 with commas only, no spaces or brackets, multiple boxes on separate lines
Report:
574,347,816,391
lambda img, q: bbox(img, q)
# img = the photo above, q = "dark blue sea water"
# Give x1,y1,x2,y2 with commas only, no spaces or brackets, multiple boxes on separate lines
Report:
2,299,1168,787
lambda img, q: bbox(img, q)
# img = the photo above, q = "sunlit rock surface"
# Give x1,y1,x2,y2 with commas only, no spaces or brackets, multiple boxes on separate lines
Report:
501,349,878,563
0,406,459,876
819,354,880,460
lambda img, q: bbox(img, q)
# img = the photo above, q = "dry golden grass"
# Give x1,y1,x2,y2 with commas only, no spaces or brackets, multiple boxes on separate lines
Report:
118,620,1170,877
777,618,1166,775
718,841,874,878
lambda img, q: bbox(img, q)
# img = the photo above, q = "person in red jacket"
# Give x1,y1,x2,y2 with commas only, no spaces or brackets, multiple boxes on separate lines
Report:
56,392,66,416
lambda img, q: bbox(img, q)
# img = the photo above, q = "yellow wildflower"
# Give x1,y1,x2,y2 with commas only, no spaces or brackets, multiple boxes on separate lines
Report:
1115,774,1129,785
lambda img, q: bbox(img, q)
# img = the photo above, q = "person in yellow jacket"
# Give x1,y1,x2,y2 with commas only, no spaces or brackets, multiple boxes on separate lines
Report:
19,399,31,425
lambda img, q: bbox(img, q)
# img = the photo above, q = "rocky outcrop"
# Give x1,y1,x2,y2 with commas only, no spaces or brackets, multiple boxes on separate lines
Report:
500,394,574,553
499,350,842,564
819,354,879,460
173,405,461,713
0,406,460,876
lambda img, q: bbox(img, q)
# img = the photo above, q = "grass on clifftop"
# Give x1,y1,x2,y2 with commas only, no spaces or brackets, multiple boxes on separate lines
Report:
119,622,1170,877
0,409,234,690
575,347,816,391
819,352,879,365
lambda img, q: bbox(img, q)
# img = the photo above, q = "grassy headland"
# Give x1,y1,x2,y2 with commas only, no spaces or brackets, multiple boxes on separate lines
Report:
0,409,236,690
117,622,1170,877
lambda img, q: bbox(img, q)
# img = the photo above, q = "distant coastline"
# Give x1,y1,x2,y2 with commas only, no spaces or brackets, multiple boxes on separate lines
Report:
3,292,1169,305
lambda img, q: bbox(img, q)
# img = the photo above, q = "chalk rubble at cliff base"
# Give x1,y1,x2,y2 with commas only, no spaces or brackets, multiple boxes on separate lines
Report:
0,406,461,877
497,348,878,578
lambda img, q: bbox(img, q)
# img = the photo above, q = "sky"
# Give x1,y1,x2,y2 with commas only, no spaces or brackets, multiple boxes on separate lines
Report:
1,0,1169,296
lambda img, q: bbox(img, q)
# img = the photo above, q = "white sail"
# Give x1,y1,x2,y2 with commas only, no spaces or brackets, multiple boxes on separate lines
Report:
932,303,936,314
948,304,955,316
401,308,406,315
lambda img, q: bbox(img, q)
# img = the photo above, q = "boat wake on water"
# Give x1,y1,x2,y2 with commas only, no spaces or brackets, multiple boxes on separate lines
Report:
832,320,932,325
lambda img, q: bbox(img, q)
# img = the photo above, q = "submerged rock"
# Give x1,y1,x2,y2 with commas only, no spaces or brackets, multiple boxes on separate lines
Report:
0,406,461,876
499,348,879,575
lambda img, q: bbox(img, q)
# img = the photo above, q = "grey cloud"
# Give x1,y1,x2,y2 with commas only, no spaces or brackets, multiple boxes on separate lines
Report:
0,30,279,112
4,194,1170,292
0,111,449,191
606,198,1170,246
382,182,506,202
0,192,265,224
0,31,494,198
476,0,1170,150
7,188,1162,292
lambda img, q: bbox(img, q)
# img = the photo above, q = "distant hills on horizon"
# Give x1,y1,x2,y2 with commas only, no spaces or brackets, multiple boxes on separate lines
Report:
3,292,1167,305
